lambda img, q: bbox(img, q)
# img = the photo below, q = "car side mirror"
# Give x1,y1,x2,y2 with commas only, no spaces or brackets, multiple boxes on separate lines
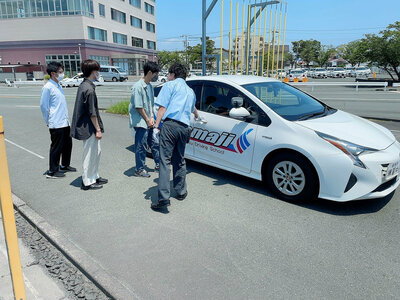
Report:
229,107,250,119
231,97,244,108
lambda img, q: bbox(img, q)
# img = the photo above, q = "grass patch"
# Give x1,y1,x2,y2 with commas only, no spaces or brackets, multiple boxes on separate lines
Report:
106,101,129,115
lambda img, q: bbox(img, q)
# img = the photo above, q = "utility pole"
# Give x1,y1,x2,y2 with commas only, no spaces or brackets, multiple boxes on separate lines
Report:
181,35,189,65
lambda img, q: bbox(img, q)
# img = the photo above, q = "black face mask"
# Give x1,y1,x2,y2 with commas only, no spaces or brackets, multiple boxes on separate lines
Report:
151,74,159,82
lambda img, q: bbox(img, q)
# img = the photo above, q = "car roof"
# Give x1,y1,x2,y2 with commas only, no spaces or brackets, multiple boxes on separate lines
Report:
187,75,280,85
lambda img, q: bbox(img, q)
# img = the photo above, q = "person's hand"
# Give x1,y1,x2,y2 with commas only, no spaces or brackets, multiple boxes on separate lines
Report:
152,128,160,144
195,116,207,124
146,118,155,128
95,130,102,140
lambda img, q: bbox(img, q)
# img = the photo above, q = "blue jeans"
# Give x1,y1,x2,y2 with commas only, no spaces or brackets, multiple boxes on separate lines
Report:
134,127,160,171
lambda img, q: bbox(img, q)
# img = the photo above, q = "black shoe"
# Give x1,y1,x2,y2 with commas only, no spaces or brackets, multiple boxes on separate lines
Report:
135,169,151,178
59,166,77,172
176,192,188,201
159,200,171,206
96,177,108,185
46,171,66,179
151,200,170,210
81,182,103,190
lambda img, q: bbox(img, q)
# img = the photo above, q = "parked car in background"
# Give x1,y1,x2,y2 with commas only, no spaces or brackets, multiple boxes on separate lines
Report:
99,65,128,82
326,67,335,77
345,67,355,77
331,67,346,78
312,68,328,78
307,68,316,78
60,73,104,87
288,69,307,82
355,67,371,77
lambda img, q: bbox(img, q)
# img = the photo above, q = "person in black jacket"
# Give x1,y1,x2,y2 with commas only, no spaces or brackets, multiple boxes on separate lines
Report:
70,59,108,190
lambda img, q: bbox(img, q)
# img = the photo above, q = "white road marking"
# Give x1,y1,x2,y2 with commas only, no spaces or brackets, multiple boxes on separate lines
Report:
16,105,40,108
5,139,44,159
390,130,400,133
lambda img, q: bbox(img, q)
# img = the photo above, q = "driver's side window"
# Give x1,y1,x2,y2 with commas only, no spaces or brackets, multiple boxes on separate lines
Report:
201,83,234,116
201,82,265,125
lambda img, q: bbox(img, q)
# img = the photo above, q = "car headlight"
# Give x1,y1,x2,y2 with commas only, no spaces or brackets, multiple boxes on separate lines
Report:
316,131,378,168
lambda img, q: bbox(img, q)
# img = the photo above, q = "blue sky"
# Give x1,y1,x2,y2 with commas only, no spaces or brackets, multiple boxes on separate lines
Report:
156,0,400,51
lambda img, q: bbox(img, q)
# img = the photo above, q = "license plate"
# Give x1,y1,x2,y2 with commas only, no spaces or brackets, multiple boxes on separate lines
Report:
383,161,400,181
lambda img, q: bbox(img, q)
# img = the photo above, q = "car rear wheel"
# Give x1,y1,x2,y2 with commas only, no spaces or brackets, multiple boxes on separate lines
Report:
112,77,117,82
265,153,318,202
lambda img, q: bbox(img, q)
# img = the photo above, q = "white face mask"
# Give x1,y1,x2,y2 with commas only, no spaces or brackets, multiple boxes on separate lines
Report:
57,73,64,82
95,72,100,80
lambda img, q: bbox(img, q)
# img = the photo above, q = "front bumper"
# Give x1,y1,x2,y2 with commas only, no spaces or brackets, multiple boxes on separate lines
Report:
319,141,400,201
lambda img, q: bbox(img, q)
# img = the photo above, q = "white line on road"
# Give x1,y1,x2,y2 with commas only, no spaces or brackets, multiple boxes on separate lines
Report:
391,130,400,133
16,105,40,108
5,139,44,159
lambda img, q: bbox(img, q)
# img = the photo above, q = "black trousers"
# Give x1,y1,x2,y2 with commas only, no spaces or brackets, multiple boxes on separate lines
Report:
158,119,189,201
49,126,72,173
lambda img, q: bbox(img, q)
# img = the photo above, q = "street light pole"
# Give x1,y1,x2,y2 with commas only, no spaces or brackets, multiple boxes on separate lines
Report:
78,43,82,61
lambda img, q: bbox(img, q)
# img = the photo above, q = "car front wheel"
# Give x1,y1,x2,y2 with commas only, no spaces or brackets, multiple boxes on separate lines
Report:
265,153,318,202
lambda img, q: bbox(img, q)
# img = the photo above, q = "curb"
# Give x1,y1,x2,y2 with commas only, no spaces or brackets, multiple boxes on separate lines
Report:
12,194,140,300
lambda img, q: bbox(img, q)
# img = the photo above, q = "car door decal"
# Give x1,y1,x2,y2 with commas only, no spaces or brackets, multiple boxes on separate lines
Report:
190,127,254,155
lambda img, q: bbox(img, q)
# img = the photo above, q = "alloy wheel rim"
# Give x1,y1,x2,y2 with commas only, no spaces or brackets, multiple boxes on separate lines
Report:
272,161,306,196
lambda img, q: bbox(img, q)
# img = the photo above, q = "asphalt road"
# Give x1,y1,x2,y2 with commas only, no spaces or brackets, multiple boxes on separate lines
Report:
1,83,400,299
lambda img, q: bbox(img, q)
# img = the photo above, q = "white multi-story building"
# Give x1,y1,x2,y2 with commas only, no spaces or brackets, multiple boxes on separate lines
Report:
0,0,157,75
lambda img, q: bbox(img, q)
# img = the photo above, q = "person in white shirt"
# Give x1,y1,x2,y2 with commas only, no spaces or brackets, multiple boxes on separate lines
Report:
40,62,76,179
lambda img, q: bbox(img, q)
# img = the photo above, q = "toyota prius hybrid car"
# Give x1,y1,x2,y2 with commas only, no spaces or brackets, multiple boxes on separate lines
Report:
154,76,400,202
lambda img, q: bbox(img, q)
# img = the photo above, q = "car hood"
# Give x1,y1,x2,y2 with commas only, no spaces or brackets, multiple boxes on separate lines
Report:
296,110,395,150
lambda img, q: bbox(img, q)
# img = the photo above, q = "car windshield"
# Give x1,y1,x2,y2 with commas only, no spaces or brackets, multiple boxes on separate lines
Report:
316,68,325,71
336,68,344,71
115,67,125,72
242,82,330,121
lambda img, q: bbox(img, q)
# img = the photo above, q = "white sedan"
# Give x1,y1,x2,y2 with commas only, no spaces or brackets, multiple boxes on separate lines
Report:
60,73,104,87
154,76,400,202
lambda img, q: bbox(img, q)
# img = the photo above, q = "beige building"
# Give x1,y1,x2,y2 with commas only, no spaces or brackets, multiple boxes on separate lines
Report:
0,0,157,76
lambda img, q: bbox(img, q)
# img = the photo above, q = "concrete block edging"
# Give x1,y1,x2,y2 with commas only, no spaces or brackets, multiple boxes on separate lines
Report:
12,194,139,300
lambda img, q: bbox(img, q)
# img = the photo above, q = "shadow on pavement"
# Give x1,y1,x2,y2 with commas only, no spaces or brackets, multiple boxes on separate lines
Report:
70,176,82,188
296,192,394,216
144,179,169,214
186,160,394,216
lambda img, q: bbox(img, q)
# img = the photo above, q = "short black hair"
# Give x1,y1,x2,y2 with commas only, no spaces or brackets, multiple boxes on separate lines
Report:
81,59,100,77
168,63,187,79
143,61,160,76
46,61,63,76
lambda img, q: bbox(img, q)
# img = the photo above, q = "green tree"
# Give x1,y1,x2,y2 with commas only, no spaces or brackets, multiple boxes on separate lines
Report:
317,46,336,67
187,37,216,70
291,39,321,66
361,21,400,80
342,40,367,67
157,50,184,69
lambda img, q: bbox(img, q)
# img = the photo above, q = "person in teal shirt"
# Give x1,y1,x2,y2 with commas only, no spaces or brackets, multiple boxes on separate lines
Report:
129,62,160,177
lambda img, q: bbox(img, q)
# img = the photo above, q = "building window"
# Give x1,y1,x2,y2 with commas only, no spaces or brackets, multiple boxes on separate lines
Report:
99,3,105,17
130,16,142,28
45,54,81,77
111,8,126,23
144,2,154,15
132,37,143,48
89,55,110,66
146,22,155,33
88,26,107,42
0,0,95,19
147,41,156,50
129,0,141,9
113,32,127,45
